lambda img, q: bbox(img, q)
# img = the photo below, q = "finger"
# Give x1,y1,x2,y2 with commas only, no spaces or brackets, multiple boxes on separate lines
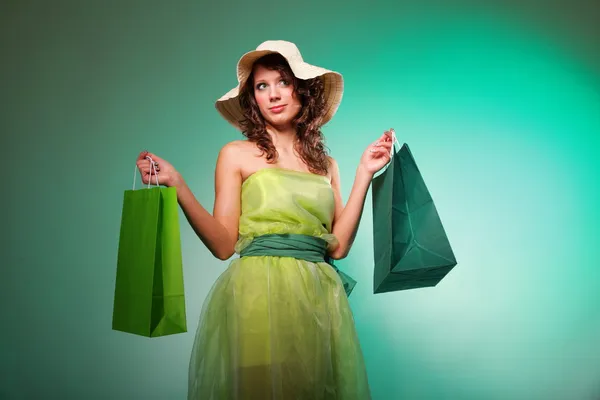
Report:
376,147,391,157
377,134,390,145
141,167,159,176
382,128,395,141
375,152,391,161
142,172,159,183
370,146,389,154
137,162,155,172
140,154,152,163
137,150,150,161
372,145,392,156
144,152,162,163
370,140,393,151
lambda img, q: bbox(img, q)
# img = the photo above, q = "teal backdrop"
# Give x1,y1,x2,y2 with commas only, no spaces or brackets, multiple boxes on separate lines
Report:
3,1,600,399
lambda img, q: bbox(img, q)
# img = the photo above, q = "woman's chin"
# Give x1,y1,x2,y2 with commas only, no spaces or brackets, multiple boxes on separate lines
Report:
266,118,294,130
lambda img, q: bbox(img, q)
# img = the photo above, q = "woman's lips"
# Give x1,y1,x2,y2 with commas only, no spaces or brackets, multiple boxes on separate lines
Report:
269,105,286,113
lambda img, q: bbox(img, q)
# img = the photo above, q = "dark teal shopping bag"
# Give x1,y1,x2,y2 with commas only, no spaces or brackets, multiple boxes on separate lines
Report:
371,141,457,294
112,173,187,337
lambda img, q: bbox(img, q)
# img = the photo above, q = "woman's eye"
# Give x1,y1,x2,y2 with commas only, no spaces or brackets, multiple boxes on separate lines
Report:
280,79,289,86
256,83,266,90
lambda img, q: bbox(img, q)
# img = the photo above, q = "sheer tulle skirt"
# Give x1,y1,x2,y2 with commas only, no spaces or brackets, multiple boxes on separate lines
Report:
187,256,371,400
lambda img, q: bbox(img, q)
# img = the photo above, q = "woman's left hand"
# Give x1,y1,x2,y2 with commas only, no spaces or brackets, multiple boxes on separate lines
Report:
359,128,395,176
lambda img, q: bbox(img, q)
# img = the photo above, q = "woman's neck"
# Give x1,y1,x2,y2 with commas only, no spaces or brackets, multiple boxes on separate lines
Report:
267,124,297,152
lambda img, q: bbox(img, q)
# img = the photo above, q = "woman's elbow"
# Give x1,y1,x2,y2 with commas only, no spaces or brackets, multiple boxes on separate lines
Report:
329,246,349,260
213,246,236,261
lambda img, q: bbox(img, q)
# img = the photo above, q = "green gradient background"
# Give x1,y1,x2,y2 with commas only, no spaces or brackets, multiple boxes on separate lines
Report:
3,1,600,399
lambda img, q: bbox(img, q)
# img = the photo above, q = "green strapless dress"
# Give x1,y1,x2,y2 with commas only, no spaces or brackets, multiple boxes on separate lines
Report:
188,168,371,399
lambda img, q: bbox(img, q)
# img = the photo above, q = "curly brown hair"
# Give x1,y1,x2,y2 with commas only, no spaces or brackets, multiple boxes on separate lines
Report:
238,53,330,175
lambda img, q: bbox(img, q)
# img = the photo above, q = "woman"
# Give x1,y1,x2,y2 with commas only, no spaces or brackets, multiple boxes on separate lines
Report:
137,40,393,399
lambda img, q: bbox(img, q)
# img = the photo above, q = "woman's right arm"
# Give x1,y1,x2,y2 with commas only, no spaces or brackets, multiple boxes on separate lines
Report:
172,142,242,260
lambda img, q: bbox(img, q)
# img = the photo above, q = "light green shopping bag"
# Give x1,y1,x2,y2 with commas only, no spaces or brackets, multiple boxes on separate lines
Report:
112,164,187,337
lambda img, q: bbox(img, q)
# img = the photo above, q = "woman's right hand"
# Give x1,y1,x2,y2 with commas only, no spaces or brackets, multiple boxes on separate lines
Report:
136,150,182,188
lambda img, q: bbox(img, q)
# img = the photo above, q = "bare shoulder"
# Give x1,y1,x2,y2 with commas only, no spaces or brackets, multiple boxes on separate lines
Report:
327,156,340,183
219,139,244,157
214,141,243,180
327,155,339,170
216,140,248,167
220,140,259,160
225,140,268,180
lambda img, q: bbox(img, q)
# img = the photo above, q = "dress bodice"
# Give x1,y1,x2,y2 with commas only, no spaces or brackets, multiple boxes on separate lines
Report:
235,168,338,253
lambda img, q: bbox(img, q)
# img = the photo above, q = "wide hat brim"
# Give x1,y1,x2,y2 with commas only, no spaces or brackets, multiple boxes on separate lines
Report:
215,41,344,131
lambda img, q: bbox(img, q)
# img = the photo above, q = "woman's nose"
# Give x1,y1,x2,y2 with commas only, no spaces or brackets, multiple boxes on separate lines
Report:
269,87,281,101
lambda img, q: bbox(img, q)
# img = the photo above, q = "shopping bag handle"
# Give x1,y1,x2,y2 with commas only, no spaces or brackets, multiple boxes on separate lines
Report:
373,129,401,178
132,155,160,190
389,129,400,157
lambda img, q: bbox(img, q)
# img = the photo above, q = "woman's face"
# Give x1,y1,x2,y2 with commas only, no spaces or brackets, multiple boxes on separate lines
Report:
252,64,302,129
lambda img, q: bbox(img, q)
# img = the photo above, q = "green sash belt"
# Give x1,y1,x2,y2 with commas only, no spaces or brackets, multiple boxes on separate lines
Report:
240,233,357,297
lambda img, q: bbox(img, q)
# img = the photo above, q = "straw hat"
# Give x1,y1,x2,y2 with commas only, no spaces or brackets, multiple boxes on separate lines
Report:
215,40,344,130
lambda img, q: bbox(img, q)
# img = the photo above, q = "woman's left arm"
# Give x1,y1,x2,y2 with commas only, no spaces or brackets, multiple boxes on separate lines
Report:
329,129,395,260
